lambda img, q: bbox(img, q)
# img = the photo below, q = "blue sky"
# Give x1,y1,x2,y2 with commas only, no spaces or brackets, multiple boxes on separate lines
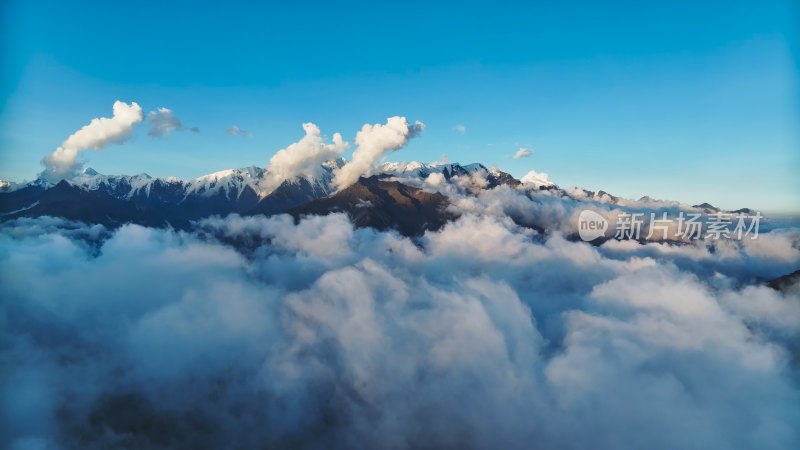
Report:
1,0,797,212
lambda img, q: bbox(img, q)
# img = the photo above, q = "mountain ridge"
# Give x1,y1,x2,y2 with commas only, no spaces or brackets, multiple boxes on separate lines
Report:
0,160,757,237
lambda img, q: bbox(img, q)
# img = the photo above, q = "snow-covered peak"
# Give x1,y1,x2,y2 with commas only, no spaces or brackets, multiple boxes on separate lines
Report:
380,161,426,173
185,166,266,198
193,168,237,183
66,169,158,199
3,160,344,200
378,161,487,179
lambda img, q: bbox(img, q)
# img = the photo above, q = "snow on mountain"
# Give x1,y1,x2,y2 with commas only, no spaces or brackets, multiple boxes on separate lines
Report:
2,177,54,192
377,161,487,180
178,158,347,199
69,168,159,199
1,159,759,238
184,166,266,198
2,158,743,219
43,159,344,204
5,159,489,200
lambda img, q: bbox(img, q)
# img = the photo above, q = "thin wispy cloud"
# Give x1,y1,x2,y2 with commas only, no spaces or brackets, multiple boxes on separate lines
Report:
227,125,252,138
453,124,466,134
511,147,532,159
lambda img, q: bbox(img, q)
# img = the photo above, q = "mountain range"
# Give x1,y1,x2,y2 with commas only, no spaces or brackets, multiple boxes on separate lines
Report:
0,160,748,237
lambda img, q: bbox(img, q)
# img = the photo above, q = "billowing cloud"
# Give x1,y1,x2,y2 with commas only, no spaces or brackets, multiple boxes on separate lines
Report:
41,101,143,181
454,124,466,134
6,141,800,448
259,123,349,194
147,107,190,138
227,125,252,138
512,147,532,159
520,169,553,188
1,206,799,448
333,116,425,190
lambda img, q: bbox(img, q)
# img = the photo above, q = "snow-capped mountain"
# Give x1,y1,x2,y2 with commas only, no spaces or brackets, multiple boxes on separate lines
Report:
0,160,517,231
3,159,497,203
0,158,756,237
378,161,487,178
63,166,265,202
378,161,526,192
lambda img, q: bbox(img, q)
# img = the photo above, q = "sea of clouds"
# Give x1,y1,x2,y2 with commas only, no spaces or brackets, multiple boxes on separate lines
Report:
2,177,799,450
5,102,800,447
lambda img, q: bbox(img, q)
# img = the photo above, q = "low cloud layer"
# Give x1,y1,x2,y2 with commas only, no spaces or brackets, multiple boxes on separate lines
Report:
41,101,143,180
10,122,800,448
1,205,798,448
333,116,425,190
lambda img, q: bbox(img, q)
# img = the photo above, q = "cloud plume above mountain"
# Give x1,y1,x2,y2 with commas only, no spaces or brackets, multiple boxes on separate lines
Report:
333,116,424,190
41,101,143,180
259,122,349,194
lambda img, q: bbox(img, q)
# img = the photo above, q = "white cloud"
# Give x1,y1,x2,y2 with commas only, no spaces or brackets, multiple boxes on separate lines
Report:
333,116,424,190
227,125,252,138
147,107,186,138
7,146,800,449
520,169,553,188
2,213,799,448
511,147,532,159
42,101,144,180
259,122,349,195
453,124,466,134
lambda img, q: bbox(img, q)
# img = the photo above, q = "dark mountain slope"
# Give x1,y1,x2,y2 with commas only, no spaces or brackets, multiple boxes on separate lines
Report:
767,269,800,293
288,176,455,236
0,184,47,215
248,178,331,216
3,181,168,227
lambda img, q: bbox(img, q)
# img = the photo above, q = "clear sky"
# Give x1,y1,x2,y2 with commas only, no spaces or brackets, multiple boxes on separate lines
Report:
1,0,798,212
